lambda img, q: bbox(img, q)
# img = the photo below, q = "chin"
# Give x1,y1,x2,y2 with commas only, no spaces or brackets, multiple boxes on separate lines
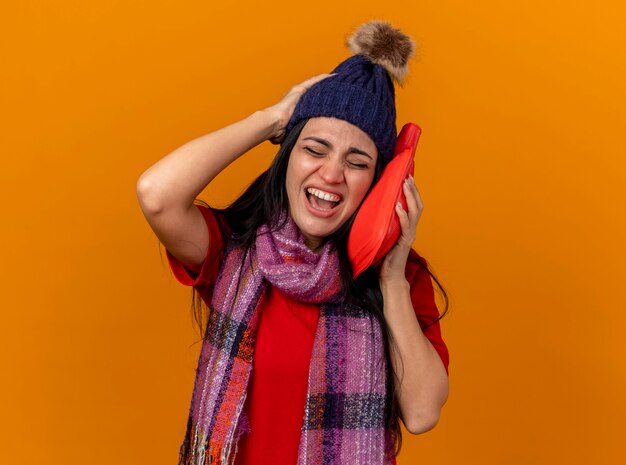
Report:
295,219,341,245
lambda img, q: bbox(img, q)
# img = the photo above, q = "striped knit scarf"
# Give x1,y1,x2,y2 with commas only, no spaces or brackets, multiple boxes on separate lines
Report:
177,215,393,465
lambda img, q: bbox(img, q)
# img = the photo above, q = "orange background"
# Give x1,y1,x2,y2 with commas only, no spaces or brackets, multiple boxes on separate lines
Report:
2,1,625,464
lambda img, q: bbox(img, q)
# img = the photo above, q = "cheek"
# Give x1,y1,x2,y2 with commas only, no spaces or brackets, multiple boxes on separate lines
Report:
350,174,375,204
285,159,305,208
286,153,315,191
285,171,297,207
285,156,298,188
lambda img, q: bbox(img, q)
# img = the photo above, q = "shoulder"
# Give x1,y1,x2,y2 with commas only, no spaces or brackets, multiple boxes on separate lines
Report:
194,203,233,241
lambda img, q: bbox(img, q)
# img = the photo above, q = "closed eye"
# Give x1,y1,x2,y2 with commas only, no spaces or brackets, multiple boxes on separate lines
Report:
305,147,324,156
305,147,369,169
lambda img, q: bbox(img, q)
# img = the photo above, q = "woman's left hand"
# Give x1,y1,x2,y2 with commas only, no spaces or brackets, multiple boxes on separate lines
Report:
378,175,424,285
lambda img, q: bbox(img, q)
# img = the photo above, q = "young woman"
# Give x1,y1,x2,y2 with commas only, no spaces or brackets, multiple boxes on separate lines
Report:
137,20,449,465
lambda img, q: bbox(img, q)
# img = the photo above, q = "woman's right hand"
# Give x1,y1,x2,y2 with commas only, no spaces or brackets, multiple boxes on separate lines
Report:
262,73,336,145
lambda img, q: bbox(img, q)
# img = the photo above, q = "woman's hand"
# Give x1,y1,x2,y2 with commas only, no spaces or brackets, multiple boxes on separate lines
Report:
378,175,424,286
262,73,336,145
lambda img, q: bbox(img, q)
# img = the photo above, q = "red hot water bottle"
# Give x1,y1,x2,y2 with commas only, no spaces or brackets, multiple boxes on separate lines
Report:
348,122,422,279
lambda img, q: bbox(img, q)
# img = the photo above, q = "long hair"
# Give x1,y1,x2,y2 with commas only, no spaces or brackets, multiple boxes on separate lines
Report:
185,117,449,457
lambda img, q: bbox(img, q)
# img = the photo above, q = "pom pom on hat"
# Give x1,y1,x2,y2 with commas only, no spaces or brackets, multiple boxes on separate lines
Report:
346,20,416,86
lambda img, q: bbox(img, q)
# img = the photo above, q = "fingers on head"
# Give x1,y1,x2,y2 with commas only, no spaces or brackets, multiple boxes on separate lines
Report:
300,73,334,89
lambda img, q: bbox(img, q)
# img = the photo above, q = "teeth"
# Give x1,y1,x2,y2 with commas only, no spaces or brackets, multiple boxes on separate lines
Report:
306,188,341,202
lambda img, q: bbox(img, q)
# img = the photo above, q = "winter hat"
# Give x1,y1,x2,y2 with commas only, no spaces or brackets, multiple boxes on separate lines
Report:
286,20,416,165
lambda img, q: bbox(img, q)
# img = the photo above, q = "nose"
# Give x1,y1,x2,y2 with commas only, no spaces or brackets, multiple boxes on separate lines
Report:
317,157,345,184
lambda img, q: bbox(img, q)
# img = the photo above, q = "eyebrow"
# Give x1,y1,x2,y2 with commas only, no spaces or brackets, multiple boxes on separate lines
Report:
302,137,373,160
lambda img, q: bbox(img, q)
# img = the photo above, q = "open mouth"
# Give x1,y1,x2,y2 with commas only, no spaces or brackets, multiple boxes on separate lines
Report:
305,187,342,211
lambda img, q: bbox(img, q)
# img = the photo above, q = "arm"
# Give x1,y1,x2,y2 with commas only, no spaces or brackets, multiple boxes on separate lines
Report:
135,74,335,272
379,176,449,434
135,110,279,273
381,279,449,434
136,110,278,214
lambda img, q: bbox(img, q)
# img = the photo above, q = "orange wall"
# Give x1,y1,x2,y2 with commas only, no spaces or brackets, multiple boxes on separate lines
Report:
2,1,625,464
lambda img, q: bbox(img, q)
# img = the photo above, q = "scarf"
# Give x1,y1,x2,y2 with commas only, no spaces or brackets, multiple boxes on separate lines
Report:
177,215,393,465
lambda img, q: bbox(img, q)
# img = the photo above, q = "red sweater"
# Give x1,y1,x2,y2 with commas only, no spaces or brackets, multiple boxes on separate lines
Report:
166,205,449,465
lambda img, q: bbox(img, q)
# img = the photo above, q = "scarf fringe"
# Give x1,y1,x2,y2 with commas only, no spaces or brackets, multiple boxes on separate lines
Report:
178,437,241,465
178,392,251,465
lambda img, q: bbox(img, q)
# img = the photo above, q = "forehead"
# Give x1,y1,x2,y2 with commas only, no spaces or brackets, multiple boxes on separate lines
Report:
300,117,377,152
